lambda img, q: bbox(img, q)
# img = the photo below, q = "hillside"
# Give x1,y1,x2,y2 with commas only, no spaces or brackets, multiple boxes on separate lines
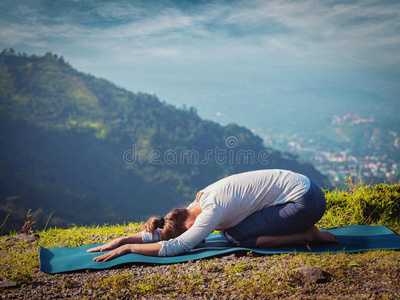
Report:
0,49,329,232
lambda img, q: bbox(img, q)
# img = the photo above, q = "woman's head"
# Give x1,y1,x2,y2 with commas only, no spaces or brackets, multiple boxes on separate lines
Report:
142,208,189,240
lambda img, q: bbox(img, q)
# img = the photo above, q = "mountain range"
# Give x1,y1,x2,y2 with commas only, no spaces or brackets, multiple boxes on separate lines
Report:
0,49,329,233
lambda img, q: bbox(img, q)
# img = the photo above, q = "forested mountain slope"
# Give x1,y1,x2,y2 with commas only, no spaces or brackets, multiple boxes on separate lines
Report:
0,49,329,232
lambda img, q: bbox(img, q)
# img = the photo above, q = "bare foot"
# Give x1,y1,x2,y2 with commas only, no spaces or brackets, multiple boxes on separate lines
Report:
303,226,338,245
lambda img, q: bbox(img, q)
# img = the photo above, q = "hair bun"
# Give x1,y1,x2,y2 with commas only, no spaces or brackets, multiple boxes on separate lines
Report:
158,217,165,229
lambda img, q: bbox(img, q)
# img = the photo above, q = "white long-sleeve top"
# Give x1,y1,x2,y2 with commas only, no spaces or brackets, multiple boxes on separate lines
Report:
141,169,310,256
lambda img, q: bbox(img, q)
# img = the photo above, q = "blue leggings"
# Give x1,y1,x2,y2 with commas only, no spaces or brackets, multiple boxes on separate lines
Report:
224,180,326,247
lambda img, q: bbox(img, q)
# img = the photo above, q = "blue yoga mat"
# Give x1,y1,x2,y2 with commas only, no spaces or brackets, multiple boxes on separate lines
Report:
40,225,400,274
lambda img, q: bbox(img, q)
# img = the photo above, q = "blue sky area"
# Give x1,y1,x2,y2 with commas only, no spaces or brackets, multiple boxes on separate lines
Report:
1,0,399,130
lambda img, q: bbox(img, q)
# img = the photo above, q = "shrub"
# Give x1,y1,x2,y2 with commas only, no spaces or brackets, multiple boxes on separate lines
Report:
320,183,400,231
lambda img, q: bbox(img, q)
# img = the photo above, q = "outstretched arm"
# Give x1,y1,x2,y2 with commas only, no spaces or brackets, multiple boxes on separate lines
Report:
87,232,143,253
91,242,162,261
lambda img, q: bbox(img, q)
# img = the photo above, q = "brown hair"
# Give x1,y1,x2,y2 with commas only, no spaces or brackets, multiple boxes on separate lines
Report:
141,208,189,241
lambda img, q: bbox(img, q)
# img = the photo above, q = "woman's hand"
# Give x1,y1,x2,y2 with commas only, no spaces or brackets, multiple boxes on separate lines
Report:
86,237,124,253
92,244,134,262
90,242,162,261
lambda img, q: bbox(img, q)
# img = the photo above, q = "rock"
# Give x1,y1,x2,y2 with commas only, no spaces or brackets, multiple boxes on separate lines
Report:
0,278,17,289
294,267,331,284
0,233,40,244
223,254,237,260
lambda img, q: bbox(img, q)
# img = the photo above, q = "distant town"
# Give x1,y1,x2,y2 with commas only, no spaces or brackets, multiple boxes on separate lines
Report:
261,114,400,187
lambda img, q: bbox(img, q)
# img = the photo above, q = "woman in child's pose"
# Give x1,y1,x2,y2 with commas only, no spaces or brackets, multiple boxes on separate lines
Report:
88,169,338,261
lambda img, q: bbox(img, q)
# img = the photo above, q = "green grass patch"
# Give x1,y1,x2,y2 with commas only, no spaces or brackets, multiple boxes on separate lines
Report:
320,183,400,233
0,222,142,286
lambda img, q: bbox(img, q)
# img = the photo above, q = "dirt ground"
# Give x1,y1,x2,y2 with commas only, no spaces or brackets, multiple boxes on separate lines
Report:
2,251,400,299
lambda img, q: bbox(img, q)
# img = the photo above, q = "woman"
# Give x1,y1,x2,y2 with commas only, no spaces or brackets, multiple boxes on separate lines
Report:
88,169,338,261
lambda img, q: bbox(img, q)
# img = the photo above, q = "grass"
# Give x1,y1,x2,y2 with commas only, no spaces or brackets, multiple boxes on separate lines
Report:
0,223,141,286
0,178,399,297
319,173,400,232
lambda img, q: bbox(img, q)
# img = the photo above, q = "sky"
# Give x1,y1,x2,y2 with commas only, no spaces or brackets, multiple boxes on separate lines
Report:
0,0,399,131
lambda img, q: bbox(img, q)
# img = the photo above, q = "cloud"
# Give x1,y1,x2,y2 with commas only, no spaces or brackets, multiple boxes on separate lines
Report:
1,0,399,68
217,0,400,66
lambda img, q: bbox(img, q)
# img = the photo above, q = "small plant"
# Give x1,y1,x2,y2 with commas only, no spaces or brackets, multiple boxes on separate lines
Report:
20,209,36,235
62,278,78,289
0,213,11,233
343,162,365,193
